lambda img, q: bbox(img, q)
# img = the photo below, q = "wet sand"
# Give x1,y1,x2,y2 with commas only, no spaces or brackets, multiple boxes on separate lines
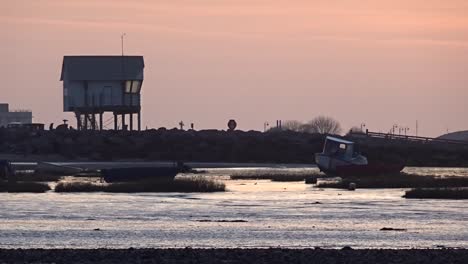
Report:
0,248,467,264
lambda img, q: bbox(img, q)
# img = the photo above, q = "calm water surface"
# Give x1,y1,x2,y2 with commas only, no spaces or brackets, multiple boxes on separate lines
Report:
0,167,467,249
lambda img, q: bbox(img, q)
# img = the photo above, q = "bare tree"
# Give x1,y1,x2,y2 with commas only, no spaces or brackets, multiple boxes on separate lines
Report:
303,116,342,135
281,120,304,132
349,126,364,133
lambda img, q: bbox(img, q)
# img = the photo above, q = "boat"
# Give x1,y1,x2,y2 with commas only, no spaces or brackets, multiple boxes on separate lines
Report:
315,136,404,177
101,163,191,183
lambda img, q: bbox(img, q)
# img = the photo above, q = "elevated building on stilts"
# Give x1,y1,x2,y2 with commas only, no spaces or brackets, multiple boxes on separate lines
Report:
60,55,144,131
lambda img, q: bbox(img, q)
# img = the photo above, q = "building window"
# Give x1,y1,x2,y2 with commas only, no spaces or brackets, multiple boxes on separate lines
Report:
125,80,141,94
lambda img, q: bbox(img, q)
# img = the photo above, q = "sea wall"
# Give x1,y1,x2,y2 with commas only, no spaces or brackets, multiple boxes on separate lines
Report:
0,128,467,166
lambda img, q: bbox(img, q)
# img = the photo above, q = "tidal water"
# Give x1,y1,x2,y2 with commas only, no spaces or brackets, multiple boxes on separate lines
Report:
0,167,467,249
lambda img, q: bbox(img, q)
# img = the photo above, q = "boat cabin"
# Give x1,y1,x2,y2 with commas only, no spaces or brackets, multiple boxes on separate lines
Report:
315,136,368,175
322,136,356,160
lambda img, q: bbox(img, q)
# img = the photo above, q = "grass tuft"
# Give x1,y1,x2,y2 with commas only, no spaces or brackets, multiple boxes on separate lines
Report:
55,176,225,193
404,188,468,199
55,181,104,192
231,170,325,182
317,173,468,189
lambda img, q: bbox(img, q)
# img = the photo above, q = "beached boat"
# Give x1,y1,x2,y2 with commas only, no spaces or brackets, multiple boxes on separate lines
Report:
315,136,404,177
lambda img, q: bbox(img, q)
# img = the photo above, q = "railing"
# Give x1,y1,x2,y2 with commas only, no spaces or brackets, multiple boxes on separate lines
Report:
349,131,468,146
10,109,32,113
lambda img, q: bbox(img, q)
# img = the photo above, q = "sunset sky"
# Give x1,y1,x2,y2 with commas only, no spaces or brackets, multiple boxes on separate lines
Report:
2,0,468,136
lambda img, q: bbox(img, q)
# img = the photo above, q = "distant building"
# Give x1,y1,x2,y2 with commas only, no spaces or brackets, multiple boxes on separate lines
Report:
0,103,32,128
60,55,145,131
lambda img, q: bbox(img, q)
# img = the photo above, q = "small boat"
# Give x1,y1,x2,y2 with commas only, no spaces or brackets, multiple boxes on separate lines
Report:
101,163,191,183
315,136,404,177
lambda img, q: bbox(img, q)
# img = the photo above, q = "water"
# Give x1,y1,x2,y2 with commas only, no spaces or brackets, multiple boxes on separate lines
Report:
0,167,467,249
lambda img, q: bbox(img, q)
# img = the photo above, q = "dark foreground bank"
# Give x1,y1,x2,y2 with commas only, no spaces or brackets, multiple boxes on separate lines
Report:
0,248,467,264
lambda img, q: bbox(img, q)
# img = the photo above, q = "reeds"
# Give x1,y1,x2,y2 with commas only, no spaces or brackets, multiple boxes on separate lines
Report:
404,188,468,199
0,181,51,193
316,173,468,189
54,181,103,192
55,176,225,193
231,170,325,182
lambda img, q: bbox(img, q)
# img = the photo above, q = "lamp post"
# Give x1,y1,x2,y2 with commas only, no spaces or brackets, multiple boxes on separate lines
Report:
403,127,410,136
121,33,126,56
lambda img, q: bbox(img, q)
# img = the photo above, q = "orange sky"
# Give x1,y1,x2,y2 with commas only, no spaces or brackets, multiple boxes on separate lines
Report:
2,0,468,136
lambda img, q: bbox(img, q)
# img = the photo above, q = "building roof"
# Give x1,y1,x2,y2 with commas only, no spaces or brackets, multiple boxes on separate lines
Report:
326,136,354,145
60,56,144,81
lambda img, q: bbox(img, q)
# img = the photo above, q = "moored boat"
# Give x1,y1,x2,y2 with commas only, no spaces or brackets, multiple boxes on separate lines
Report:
315,136,404,177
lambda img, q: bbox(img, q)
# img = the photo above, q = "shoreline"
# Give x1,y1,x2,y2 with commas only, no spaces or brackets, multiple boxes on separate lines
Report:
0,248,467,264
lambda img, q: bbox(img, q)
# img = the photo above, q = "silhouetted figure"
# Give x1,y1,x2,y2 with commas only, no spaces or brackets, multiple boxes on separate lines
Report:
49,123,54,130
179,121,184,130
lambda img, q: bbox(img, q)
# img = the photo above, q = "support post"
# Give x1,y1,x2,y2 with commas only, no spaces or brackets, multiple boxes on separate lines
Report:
99,113,103,131
137,111,141,131
129,113,133,131
84,114,88,130
75,112,81,130
114,113,118,130
92,113,96,130
122,114,126,130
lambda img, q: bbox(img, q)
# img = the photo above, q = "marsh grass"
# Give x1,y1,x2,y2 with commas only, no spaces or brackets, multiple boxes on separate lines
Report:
231,171,325,182
317,173,468,189
55,176,225,193
0,181,51,193
404,188,468,199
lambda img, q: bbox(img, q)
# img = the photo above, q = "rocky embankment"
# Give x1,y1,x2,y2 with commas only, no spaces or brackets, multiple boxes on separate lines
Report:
0,128,467,166
0,248,467,264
